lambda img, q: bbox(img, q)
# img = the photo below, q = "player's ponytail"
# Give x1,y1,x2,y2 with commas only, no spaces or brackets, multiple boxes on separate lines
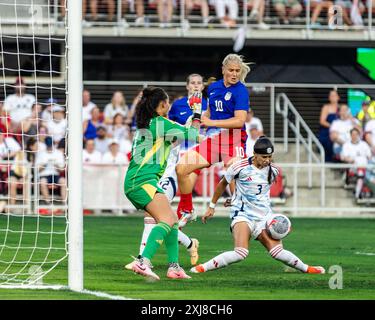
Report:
222,54,252,83
135,87,168,129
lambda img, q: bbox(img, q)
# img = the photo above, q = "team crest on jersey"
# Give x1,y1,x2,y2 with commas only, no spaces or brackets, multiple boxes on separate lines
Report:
224,92,232,101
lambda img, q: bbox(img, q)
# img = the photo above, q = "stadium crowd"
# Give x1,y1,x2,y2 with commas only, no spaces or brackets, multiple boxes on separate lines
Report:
60,0,375,29
319,89,375,200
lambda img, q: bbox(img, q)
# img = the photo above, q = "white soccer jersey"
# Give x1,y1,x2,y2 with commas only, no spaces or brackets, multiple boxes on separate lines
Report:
341,140,371,165
225,158,279,221
157,145,180,202
3,93,35,123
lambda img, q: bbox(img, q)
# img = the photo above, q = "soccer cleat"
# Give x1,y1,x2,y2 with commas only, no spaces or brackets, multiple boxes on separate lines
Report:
178,210,197,228
132,258,160,281
124,255,138,271
167,263,191,279
190,264,205,273
307,266,326,274
188,238,200,265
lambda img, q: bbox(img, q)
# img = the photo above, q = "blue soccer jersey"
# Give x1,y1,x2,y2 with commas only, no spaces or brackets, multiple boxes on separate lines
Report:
207,79,249,135
168,96,208,125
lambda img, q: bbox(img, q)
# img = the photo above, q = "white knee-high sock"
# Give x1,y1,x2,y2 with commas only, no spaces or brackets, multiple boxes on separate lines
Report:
178,230,192,249
269,244,308,272
201,247,248,271
139,217,157,255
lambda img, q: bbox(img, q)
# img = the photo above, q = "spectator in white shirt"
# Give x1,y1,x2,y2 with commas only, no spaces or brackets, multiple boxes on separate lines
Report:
46,105,67,145
103,91,129,125
102,139,128,164
341,128,371,199
41,98,59,123
245,123,262,157
35,136,66,203
0,128,21,160
330,104,360,161
3,77,35,131
94,125,110,154
245,109,264,136
82,89,97,122
83,139,102,164
9,137,38,205
106,113,130,141
363,117,375,154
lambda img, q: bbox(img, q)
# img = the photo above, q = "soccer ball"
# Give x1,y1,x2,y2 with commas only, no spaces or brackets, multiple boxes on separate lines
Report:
266,214,291,240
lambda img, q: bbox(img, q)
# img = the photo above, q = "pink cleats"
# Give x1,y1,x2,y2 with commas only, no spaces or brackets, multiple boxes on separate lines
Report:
167,263,191,279
307,266,326,274
132,258,160,281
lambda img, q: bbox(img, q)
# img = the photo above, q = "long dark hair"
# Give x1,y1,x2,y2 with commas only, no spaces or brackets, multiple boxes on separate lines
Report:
253,136,275,185
135,87,168,129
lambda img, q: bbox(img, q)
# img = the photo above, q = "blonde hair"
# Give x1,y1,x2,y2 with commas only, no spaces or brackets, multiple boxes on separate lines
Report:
111,91,126,108
222,54,251,83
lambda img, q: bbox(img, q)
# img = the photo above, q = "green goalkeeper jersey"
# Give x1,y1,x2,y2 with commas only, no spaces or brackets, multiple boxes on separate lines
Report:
124,116,199,192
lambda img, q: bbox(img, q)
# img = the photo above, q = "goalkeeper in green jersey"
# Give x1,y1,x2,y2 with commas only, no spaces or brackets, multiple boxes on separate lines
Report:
124,86,201,281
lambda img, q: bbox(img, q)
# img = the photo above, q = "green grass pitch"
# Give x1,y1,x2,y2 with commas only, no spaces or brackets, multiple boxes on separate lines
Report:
0,216,374,300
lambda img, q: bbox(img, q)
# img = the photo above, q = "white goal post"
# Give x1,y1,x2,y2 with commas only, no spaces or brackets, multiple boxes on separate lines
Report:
67,0,83,292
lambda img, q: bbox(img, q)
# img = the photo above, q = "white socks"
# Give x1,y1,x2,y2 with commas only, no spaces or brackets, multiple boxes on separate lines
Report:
139,217,157,255
269,244,308,272
201,247,248,271
178,230,192,249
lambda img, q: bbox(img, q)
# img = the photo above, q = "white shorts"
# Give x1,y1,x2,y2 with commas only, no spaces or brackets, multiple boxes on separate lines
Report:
230,214,272,240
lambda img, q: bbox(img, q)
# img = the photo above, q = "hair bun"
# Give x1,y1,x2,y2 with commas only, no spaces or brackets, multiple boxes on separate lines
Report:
142,88,153,99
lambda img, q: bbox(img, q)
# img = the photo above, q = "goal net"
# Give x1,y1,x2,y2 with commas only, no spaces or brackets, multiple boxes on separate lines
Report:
0,0,81,288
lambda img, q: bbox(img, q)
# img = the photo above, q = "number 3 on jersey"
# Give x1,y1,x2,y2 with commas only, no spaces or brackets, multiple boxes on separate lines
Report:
215,100,223,112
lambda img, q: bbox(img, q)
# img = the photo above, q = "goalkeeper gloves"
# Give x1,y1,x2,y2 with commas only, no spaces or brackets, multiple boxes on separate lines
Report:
188,92,203,124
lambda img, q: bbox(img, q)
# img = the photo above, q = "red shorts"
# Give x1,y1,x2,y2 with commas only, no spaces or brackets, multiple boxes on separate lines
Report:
193,129,247,165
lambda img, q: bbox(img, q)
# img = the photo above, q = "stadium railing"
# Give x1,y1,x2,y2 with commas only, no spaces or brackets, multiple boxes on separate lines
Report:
0,0,373,35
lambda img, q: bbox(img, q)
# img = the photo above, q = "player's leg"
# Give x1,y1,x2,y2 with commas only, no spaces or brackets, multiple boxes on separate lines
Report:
191,221,250,273
257,229,325,274
133,192,190,279
175,149,210,216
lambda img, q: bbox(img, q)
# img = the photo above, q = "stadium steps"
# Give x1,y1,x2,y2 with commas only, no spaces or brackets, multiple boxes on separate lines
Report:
272,142,359,212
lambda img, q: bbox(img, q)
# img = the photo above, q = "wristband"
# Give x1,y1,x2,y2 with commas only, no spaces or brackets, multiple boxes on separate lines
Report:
209,201,216,209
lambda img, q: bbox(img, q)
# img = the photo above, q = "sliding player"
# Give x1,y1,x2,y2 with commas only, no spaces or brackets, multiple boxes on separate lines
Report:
191,136,325,274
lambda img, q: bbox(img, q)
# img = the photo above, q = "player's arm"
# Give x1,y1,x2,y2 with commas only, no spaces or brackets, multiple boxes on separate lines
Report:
162,117,200,144
202,177,229,224
201,110,247,129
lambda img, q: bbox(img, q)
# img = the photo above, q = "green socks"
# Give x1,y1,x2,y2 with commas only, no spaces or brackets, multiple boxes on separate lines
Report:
164,223,179,263
142,222,171,261
141,222,179,264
